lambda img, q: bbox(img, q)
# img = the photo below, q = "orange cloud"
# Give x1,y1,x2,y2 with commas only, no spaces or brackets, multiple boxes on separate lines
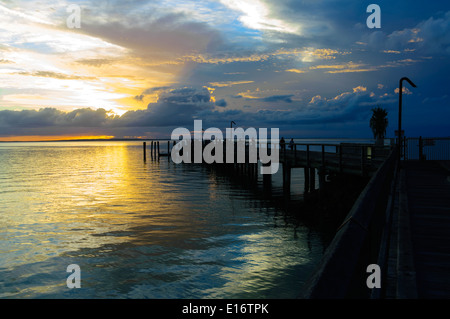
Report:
285,68,307,74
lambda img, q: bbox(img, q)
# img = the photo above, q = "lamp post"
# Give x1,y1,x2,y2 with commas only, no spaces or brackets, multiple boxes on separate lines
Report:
226,121,236,142
398,77,417,163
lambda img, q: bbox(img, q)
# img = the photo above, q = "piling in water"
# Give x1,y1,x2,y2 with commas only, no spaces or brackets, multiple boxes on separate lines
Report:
143,142,146,161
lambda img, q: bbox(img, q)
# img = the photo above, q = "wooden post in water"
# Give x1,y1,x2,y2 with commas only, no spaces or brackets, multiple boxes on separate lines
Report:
157,141,160,157
282,163,291,196
143,142,146,161
318,167,326,195
167,141,170,160
261,163,271,197
152,141,155,158
150,141,153,158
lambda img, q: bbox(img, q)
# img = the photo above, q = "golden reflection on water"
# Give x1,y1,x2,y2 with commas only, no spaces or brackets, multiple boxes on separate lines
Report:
0,141,326,298
1,143,189,263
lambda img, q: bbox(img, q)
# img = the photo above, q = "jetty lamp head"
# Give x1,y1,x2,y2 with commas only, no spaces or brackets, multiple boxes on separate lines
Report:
402,77,417,89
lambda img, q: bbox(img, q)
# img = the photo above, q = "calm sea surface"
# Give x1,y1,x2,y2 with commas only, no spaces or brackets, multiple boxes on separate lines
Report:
0,140,361,299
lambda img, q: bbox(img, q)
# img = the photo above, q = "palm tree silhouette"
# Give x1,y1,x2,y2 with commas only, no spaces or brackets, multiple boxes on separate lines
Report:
370,107,388,145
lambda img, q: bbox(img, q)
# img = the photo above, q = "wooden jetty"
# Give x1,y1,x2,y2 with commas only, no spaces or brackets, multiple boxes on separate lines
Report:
300,146,398,298
300,137,450,299
143,139,392,195
279,143,390,194
389,160,450,298
143,137,450,298
145,141,172,160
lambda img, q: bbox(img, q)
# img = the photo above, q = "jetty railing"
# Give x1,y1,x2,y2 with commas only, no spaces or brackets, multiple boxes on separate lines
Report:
281,142,391,176
299,146,398,298
144,139,391,177
404,137,450,161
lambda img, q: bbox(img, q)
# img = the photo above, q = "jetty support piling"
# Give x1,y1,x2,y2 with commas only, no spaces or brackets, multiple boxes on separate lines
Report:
318,168,326,194
282,163,291,195
167,141,170,160
262,162,272,186
150,141,153,158
304,167,310,193
143,142,146,161
310,168,316,191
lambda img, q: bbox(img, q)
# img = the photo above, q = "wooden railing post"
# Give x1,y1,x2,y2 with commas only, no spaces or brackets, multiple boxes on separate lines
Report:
419,136,424,161
321,145,325,166
361,146,365,175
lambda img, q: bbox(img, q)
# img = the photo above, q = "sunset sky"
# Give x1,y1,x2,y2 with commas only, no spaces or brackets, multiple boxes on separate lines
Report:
0,0,449,141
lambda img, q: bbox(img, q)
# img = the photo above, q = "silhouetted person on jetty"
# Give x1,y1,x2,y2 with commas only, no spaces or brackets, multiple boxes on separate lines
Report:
280,137,286,150
289,138,294,150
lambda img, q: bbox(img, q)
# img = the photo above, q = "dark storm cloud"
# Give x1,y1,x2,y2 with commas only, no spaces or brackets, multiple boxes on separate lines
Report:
262,95,294,103
362,11,450,55
0,87,214,132
0,85,377,130
215,99,227,107
191,85,396,135
118,87,215,127
0,108,116,129
132,87,172,102
230,94,294,103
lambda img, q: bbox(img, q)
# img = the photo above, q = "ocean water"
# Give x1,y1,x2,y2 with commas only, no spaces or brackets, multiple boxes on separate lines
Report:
0,141,334,299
